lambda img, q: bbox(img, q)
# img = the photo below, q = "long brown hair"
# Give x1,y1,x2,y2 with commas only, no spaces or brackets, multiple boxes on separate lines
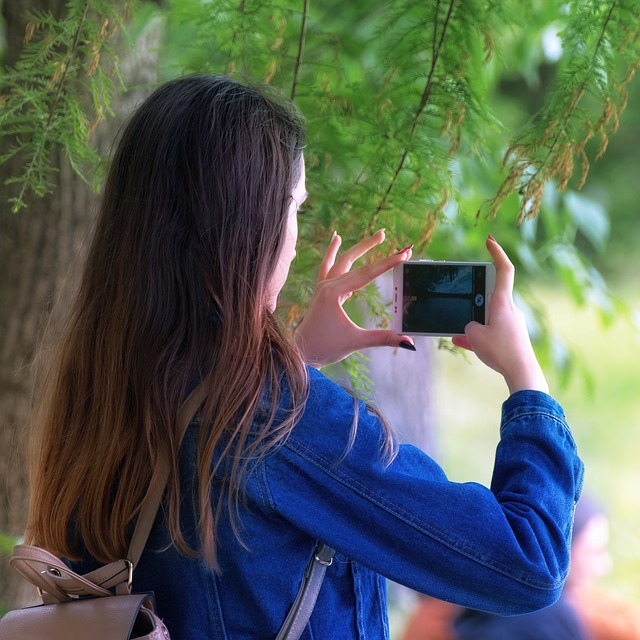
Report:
27,75,308,568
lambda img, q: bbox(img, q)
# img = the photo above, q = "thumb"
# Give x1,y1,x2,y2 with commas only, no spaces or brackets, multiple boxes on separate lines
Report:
452,335,474,351
455,321,484,351
464,321,483,346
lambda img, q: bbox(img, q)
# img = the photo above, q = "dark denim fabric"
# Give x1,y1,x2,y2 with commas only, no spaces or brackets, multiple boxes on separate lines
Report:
78,366,584,639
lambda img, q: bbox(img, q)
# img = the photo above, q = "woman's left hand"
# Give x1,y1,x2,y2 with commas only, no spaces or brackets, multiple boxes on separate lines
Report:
294,229,415,368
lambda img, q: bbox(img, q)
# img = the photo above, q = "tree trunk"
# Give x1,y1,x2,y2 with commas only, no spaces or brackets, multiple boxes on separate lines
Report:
0,0,162,609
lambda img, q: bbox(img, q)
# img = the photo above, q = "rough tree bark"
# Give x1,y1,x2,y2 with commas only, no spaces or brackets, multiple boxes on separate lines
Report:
0,0,162,608
0,0,91,609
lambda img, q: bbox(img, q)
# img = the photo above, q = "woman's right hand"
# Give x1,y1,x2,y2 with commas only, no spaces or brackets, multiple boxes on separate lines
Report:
294,229,415,368
451,236,549,396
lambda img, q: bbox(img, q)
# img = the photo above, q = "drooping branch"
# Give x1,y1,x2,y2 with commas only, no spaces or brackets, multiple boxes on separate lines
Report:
521,0,617,192
47,0,90,130
2,0,133,211
14,0,91,209
413,0,455,135
290,0,309,101
432,0,441,66
483,0,624,220
367,0,457,232
225,0,246,75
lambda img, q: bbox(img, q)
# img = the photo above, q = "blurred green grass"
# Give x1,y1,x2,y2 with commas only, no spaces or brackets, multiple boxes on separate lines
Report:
430,283,640,604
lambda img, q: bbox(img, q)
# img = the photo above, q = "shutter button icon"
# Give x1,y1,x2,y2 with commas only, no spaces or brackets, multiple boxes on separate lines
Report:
474,294,484,306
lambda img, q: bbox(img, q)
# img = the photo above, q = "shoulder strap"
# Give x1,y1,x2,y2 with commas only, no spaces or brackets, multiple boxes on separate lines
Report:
275,543,335,640
127,380,210,568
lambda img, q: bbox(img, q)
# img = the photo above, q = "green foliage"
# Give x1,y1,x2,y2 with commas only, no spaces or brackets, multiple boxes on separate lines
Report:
0,531,17,556
484,0,640,220
0,0,135,211
0,531,19,615
2,0,639,385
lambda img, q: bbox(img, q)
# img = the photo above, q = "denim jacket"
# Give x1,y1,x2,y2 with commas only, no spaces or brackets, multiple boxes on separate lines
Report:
81,366,584,639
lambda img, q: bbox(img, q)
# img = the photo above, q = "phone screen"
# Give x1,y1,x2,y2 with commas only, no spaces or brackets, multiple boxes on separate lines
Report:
401,263,488,334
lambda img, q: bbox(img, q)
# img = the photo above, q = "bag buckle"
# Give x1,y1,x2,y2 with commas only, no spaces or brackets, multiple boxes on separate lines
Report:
314,544,334,567
124,559,134,590
36,565,63,599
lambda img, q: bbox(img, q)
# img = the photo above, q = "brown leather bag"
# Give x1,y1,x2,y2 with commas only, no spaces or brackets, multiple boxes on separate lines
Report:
1,546,169,638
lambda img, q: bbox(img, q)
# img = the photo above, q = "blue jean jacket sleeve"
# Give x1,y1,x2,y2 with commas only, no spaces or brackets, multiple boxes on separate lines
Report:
262,366,584,616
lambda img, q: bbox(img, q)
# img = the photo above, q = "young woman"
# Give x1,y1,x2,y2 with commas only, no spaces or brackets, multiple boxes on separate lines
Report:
27,75,584,639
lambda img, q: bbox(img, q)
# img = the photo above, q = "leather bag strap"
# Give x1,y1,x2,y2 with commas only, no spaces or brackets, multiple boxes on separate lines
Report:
126,379,210,569
275,542,335,640
10,545,113,603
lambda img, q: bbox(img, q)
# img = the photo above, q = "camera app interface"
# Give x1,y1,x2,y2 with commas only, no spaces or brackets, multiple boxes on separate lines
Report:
402,264,486,334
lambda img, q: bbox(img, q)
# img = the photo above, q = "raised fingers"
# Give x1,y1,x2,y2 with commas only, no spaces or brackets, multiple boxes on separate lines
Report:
333,245,413,295
327,229,386,278
318,232,342,282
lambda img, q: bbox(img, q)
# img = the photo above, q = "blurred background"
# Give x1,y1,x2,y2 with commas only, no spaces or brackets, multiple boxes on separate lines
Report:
1,0,638,632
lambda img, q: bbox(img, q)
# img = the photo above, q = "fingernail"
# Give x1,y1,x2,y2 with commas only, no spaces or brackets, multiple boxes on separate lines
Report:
376,228,385,235
399,340,416,351
396,244,413,255
488,234,496,242
331,230,337,241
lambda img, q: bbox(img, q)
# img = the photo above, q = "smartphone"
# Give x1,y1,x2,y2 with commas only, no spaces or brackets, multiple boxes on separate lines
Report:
392,260,496,336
